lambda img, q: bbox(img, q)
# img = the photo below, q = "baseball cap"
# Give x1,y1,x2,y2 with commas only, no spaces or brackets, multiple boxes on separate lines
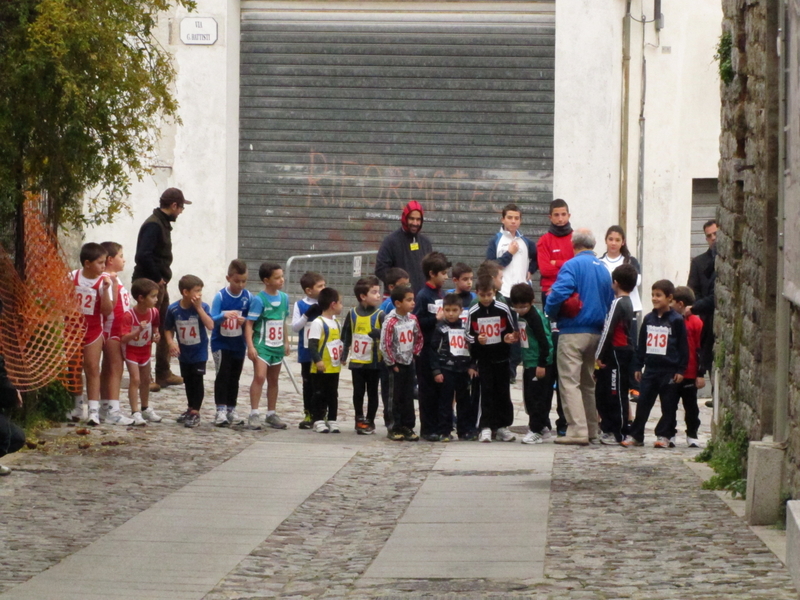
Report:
159,187,192,207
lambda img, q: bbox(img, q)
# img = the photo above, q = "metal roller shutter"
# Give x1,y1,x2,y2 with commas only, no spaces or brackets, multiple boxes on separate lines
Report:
239,2,555,278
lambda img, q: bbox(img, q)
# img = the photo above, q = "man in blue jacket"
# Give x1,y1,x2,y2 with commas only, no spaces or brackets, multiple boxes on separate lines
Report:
545,229,613,445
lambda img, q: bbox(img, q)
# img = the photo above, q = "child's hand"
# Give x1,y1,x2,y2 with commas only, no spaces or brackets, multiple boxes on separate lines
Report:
535,366,546,379
284,343,291,357
224,310,239,320
237,315,246,326
247,346,258,362
435,307,444,321
191,295,203,309
393,365,399,373
674,373,684,384
635,371,642,382
434,374,444,383
508,239,519,255
696,376,706,389
152,331,161,344
468,368,478,379
315,360,325,372
100,275,112,291
478,333,488,345
504,332,519,344
595,359,606,369
169,341,180,357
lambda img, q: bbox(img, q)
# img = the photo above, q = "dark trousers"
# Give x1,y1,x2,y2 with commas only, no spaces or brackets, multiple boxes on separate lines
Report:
438,369,472,437
509,341,521,380
155,284,172,380
522,365,554,433
0,413,25,458
179,361,206,410
301,362,313,415
352,368,380,422
629,317,640,392
629,370,680,442
379,361,393,430
595,347,632,441
478,359,513,430
676,378,701,438
551,329,567,432
388,363,415,431
214,350,244,408
415,349,438,436
311,372,339,423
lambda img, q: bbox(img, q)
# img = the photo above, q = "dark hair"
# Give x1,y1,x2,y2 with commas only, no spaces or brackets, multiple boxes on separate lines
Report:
131,278,160,301
100,241,122,258
391,284,413,305
354,276,381,302
612,264,638,293
509,283,535,305
475,275,495,293
422,252,451,280
80,242,107,265
502,203,521,218
228,259,248,277
451,262,473,279
258,262,282,281
383,267,410,290
317,287,340,311
550,198,569,214
477,260,501,279
651,279,675,298
703,219,717,233
605,225,632,262
443,293,463,308
178,274,204,293
673,285,696,306
300,271,324,292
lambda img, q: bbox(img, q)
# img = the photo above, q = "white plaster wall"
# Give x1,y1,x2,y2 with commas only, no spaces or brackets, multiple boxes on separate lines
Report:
85,0,240,300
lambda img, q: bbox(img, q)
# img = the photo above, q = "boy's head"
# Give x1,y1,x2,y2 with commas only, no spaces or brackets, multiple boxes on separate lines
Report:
509,283,535,316
501,203,522,235
226,259,249,294
442,293,463,323
178,274,204,300
317,287,342,314
451,263,473,292
611,263,638,294
354,276,382,307
383,267,410,293
672,286,696,314
391,284,415,315
651,279,675,312
101,241,124,272
131,278,160,306
549,198,570,227
421,252,451,288
478,260,503,291
258,262,284,289
80,242,108,276
475,275,496,306
300,271,326,299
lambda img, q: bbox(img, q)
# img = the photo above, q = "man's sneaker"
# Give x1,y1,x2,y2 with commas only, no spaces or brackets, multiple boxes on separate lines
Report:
215,410,229,427
87,411,101,426
599,432,618,445
387,429,404,441
328,421,341,433
149,381,161,393
227,410,244,426
265,413,288,430
247,414,262,430
522,430,544,445
688,437,703,448
131,412,147,426
589,437,601,445
314,420,330,433
142,407,163,423
654,436,671,448
540,427,553,441
299,412,313,430
176,410,190,424
107,410,135,426
668,437,676,448
184,412,201,428
0,465,10,476
620,435,643,447
401,427,419,442
496,427,516,442
479,428,492,443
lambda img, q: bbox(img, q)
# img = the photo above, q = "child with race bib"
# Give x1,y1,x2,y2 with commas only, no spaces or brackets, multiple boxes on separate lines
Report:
308,288,344,433
210,259,251,427
245,262,290,431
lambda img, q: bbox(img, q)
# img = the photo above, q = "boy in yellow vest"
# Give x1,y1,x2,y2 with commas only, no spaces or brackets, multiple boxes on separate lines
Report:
308,288,344,433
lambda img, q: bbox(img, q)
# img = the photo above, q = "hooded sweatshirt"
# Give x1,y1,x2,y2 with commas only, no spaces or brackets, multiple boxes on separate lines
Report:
536,223,574,294
375,201,433,293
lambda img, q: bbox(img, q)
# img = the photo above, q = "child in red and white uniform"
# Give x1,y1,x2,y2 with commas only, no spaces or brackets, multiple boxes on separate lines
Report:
98,242,135,426
121,279,162,426
71,243,114,425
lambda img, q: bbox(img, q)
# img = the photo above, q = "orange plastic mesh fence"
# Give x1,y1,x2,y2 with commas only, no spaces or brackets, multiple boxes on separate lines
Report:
0,195,85,393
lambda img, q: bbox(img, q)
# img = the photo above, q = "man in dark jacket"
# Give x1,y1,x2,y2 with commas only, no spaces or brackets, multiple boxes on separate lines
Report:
687,219,716,404
133,188,191,389
375,201,433,293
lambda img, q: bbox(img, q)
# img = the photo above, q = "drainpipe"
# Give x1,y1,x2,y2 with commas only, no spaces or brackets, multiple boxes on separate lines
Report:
636,14,647,271
619,1,633,228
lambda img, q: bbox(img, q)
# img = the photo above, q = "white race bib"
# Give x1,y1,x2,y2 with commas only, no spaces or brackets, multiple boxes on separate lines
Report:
519,326,529,349
428,299,443,314
350,333,373,362
477,316,502,345
221,311,243,338
263,320,284,347
460,308,469,326
129,322,152,347
176,318,201,346
448,330,469,356
396,322,415,352
326,339,344,367
76,286,97,316
646,325,669,356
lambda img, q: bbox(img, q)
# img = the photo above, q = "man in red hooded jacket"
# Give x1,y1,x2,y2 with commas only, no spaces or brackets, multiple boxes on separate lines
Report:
375,201,434,293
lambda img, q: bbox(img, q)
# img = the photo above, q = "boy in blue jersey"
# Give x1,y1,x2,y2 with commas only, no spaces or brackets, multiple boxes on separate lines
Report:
164,275,214,428
291,271,326,429
446,262,475,326
210,260,252,427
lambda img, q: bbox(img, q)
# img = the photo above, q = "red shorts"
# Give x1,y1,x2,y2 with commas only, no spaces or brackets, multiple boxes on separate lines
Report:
83,316,104,347
123,343,152,366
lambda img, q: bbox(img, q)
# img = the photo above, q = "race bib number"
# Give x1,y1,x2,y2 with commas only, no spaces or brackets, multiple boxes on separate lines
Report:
460,308,469,326
120,289,131,312
221,311,243,338
428,299,443,314
350,333,373,362
396,322,415,352
477,317,502,345
646,325,669,356
263,320,284,347
176,318,201,346
448,330,469,356
519,326,529,349
129,322,152,347
326,339,344,368
76,286,97,316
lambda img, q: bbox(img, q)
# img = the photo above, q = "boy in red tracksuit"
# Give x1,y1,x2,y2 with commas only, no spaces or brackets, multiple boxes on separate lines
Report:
537,199,574,304
670,286,704,448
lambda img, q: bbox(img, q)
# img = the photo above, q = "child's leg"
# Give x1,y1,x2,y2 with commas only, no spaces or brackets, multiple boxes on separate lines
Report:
352,369,366,419
101,339,124,404
593,364,613,433
628,372,666,442
139,363,152,410
379,362,393,430
615,348,632,436
265,363,281,412
82,336,104,408
400,364,416,430
415,356,438,437
681,379,701,439
311,372,326,423
654,378,680,440
227,354,245,409
127,362,141,414
301,362,313,415
364,370,380,423
249,357,268,411
438,371,456,437
181,361,206,412
327,373,339,422
213,350,229,408
454,372,472,436
527,367,553,434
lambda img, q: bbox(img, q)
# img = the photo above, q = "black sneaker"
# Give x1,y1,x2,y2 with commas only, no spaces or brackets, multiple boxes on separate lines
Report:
401,427,419,442
184,412,201,428
422,433,440,442
176,409,191,424
298,411,313,430
364,420,376,435
387,429,404,441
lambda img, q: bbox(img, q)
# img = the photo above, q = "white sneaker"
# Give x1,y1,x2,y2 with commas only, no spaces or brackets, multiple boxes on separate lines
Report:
327,421,340,433
314,420,330,433
540,427,553,441
98,404,109,423
87,411,101,426
669,436,676,448
141,407,162,423
479,428,492,443
131,412,147,426
522,430,543,445
107,410,135,426
227,410,244,426
496,427,516,442
214,410,229,427
247,414,262,430
688,437,703,448
69,407,84,422
599,432,618,445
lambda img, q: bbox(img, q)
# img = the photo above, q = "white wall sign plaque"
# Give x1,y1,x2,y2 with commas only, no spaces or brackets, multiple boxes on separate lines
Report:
180,17,218,45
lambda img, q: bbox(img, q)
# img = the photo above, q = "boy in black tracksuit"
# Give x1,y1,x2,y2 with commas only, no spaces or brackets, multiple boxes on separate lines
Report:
430,294,474,441
623,279,689,448
467,275,518,443
413,252,451,442
594,264,638,443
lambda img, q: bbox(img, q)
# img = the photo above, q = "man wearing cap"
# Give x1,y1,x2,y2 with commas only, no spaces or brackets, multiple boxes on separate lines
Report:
133,188,191,390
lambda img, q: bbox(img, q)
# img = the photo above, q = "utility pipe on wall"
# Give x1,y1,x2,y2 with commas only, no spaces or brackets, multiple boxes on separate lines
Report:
619,1,633,228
